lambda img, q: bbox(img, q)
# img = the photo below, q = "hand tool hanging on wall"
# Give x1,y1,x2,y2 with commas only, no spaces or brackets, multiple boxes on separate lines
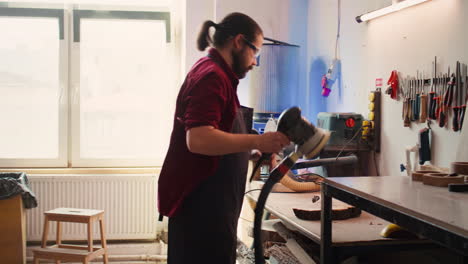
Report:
420,73,428,123
436,74,449,124
444,71,455,108
459,63,467,130
403,78,411,127
413,75,421,121
402,78,407,120
437,73,443,120
431,73,442,120
386,70,399,99
416,72,422,121
409,79,414,121
411,78,417,121
429,57,437,120
420,73,424,120
438,77,445,128
452,61,461,131
439,70,451,127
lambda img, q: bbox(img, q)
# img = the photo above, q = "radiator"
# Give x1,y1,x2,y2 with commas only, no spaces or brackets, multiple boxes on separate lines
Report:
26,174,160,242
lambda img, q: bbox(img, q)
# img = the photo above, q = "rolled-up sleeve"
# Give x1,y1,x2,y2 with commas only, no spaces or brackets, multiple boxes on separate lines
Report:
183,73,227,130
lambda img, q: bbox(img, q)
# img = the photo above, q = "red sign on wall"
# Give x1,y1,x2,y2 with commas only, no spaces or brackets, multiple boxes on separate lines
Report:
375,78,383,88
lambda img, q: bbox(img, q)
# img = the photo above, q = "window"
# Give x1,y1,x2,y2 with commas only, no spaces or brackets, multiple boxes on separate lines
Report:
0,2,179,167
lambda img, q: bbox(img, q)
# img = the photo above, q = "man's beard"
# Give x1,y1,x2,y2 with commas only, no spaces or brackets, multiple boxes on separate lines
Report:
231,50,248,79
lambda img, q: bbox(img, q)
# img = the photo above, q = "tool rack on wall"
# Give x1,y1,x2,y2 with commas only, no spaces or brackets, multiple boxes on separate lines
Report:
395,58,468,132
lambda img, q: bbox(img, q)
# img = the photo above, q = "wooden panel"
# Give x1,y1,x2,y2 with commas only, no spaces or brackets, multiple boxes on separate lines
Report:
0,195,26,264
33,247,106,261
45,208,103,217
422,174,464,187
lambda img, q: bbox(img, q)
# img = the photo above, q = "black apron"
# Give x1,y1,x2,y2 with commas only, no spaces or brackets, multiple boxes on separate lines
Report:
168,107,250,264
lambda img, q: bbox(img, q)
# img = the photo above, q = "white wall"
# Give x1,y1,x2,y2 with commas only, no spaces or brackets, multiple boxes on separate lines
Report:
184,0,310,112
309,0,468,175
183,0,467,176
185,0,304,69
217,0,310,112
184,0,216,73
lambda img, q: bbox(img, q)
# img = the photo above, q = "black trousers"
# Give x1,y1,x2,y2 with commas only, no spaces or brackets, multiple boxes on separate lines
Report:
167,110,249,264
168,198,239,264
167,151,249,264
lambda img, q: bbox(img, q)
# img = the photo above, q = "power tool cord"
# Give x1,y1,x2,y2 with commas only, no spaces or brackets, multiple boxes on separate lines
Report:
335,0,341,60
249,153,271,183
244,188,262,195
253,153,297,264
253,176,277,264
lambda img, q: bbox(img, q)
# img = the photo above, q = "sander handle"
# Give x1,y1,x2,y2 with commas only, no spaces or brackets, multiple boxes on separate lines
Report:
248,153,271,183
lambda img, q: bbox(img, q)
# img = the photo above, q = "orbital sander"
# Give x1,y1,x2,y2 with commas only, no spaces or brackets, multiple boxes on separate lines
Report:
252,106,330,264
249,107,330,183
276,107,330,159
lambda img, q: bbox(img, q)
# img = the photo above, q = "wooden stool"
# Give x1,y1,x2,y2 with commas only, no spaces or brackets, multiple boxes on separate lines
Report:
33,208,108,264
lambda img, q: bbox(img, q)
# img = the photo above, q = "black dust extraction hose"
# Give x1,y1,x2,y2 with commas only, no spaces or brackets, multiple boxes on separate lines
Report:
253,154,358,264
249,144,296,183
253,152,299,264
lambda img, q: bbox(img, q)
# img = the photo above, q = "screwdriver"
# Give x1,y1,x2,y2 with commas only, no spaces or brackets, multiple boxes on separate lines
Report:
420,73,428,123
409,79,415,121
403,79,411,127
402,79,407,121
459,63,467,130
452,61,461,131
439,72,450,127
414,75,421,121
444,73,455,108
414,76,421,120
438,74,444,121
432,74,439,120
429,58,437,119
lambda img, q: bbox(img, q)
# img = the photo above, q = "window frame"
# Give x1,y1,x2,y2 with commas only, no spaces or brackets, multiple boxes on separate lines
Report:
0,5,68,168
0,3,174,168
70,8,171,168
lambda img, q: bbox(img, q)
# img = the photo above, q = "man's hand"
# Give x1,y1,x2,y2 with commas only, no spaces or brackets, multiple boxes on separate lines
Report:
254,132,290,153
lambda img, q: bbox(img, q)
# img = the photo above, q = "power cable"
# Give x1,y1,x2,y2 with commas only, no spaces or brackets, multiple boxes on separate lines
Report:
335,0,341,59
244,188,262,195
373,150,380,176
335,126,363,160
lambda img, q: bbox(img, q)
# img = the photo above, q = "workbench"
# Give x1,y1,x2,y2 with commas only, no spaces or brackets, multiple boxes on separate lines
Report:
321,176,468,264
247,183,436,263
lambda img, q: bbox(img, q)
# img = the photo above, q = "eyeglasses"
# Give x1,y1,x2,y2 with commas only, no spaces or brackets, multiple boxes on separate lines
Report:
241,35,261,59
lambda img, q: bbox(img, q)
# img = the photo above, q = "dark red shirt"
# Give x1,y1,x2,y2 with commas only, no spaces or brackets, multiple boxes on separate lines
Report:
158,48,240,217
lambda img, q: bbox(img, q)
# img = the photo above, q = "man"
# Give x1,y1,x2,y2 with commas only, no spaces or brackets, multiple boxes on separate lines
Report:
158,12,290,264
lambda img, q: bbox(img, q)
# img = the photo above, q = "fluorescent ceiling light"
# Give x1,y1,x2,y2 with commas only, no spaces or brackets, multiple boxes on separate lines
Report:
356,0,431,23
